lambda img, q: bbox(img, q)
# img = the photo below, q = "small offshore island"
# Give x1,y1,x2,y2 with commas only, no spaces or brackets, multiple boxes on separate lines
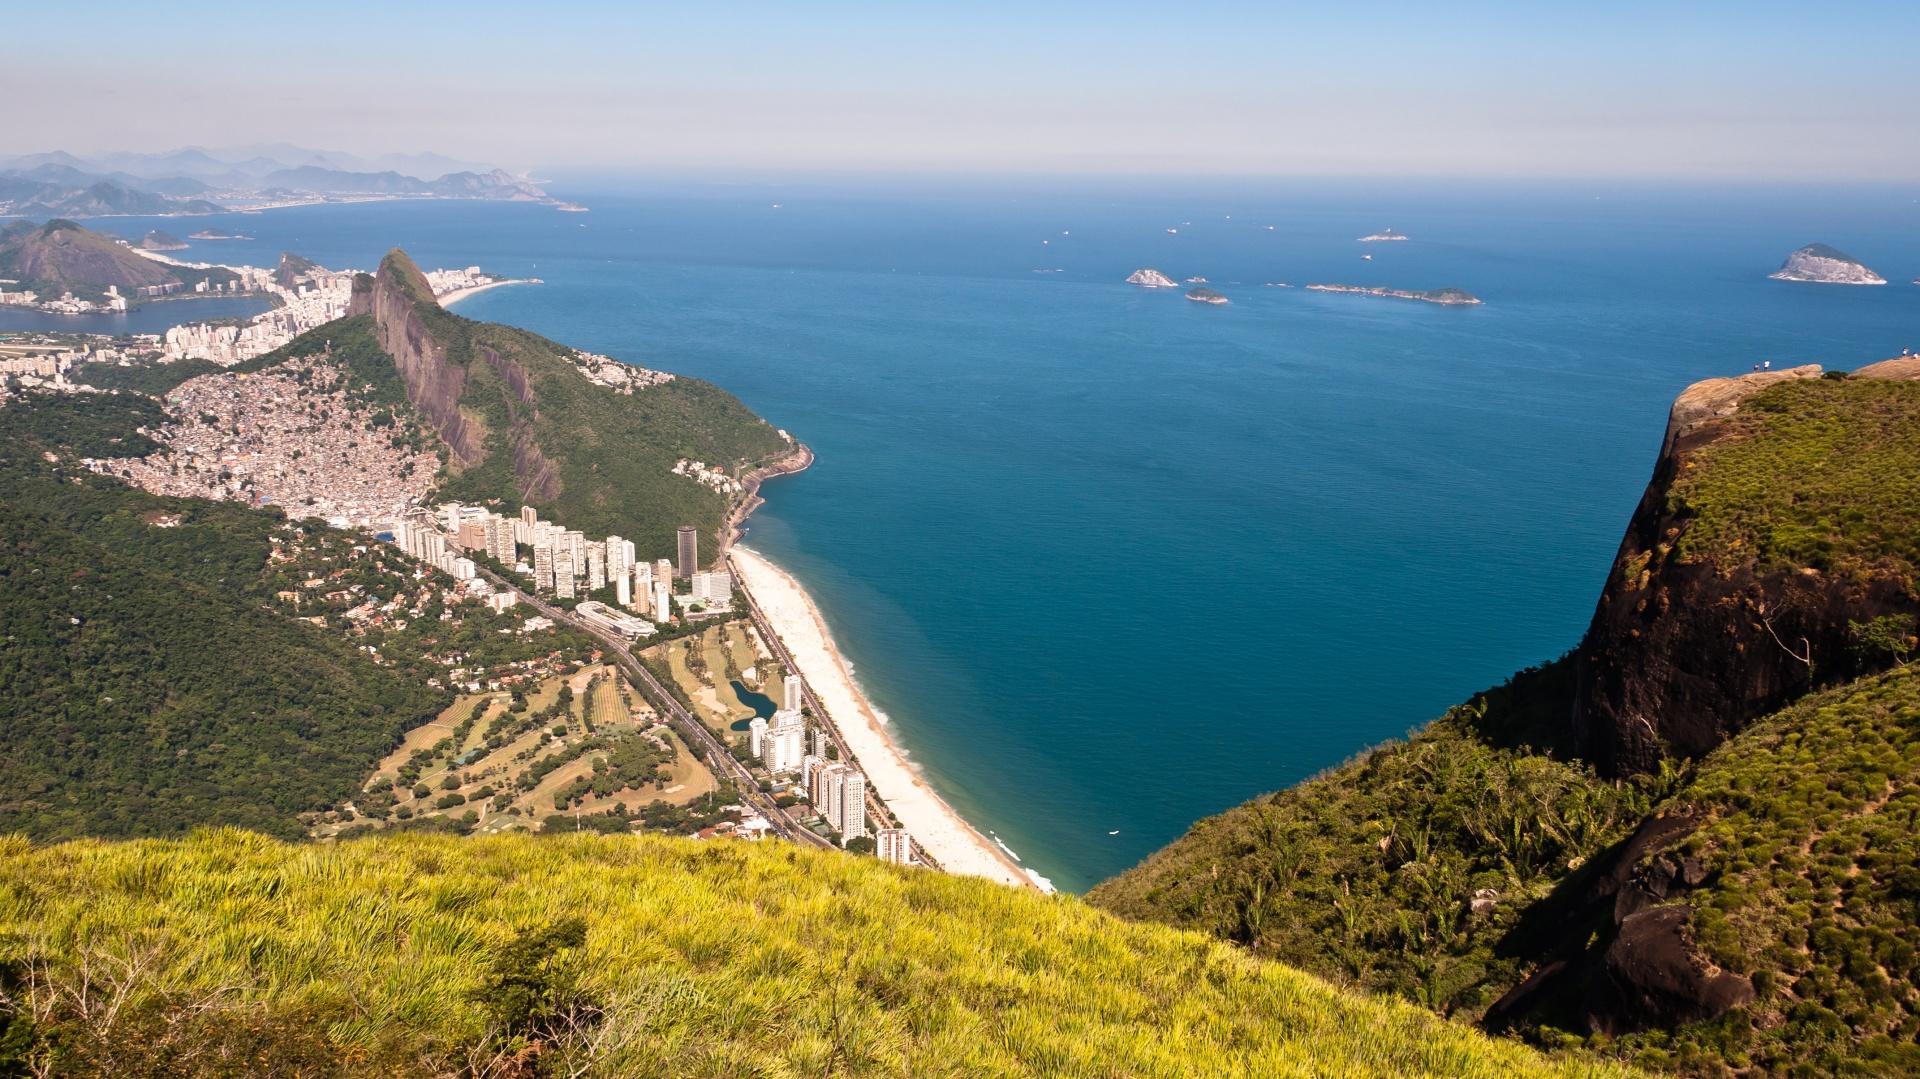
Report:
1358,228,1409,242
135,229,188,251
1185,286,1228,305
1126,267,1179,288
1768,243,1885,285
1306,283,1482,306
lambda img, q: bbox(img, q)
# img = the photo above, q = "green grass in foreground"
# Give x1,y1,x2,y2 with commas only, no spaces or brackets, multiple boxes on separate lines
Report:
0,831,1638,1078
1667,376,1920,580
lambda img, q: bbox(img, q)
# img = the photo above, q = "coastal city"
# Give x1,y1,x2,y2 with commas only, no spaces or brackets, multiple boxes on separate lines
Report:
376,495,924,868
1,220,1038,903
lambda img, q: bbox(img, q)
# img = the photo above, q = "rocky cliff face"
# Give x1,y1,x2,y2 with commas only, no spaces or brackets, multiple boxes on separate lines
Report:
477,342,562,504
1571,363,1920,774
346,253,487,469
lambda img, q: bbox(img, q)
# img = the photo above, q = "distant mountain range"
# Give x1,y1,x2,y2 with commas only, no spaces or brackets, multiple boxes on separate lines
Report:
0,145,557,218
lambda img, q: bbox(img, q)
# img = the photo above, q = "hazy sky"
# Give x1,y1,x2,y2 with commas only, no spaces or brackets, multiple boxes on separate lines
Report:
12,1,1920,179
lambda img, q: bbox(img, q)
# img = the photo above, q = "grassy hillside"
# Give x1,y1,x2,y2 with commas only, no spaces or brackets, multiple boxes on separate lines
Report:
1089,660,1670,1019
0,829,1639,1078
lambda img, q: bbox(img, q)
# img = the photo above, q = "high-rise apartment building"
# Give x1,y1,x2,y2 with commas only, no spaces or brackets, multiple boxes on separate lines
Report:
532,544,554,593
676,525,698,578
765,710,806,774
876,828,912,865
586,541,607,591
838,771,867,840
783,672,804,713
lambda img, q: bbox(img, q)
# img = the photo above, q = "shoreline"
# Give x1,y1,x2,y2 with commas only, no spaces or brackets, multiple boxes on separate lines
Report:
719,442,815,558
438,277,541,307
728,544,1039,890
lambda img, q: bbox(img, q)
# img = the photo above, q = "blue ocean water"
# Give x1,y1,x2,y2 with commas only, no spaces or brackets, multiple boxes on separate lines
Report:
91,181,1920,891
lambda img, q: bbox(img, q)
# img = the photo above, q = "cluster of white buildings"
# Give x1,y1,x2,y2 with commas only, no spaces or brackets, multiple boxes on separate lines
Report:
389,501,729,632
748,676,880,847
570,349,675,394
391,513,478,581
672,458,746,497
0,286,128,314
161,270,355,366
385,509,519,612
422,265,496,294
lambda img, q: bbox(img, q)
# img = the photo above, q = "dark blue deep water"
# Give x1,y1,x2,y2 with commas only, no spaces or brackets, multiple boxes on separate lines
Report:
90,180,1920,890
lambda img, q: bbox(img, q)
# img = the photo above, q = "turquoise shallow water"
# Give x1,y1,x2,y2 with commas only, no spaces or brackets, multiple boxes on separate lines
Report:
93,181,1920,890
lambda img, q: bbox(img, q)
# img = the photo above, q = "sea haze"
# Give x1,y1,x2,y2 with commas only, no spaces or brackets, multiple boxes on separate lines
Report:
93,180,1920,891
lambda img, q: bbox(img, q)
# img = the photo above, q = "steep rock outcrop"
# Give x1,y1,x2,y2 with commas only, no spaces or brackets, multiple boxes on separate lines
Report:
1572,363,1920,774
346,252,487,469
1486,807,1753,1036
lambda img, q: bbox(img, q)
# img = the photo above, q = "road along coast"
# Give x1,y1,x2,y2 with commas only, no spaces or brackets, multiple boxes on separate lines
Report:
728,544,1038,889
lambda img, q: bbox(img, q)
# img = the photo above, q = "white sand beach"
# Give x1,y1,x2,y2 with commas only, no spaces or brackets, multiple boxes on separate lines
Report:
438,278,537,308
729,545,1037,889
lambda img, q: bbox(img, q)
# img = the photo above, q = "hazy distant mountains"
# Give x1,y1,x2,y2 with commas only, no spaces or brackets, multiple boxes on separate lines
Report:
0,145,552,218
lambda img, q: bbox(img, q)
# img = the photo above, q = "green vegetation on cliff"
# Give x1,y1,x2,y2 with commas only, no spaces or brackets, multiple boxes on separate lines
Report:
248,251,792,563
0,829,1638,1078
1609,667,1920,1075
1089,660,1670,1018
1097,366,1920,1075
1665,376,1920,579
433,316,789,559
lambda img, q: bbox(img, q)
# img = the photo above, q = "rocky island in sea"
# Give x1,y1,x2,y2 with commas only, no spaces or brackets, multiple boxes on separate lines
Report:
188,228,251,241
135,229,187,251
1768,243,1885,285
1305,283,1482,306
1185,286,1228,305
1358,228,1408,242
1126,267,1179,288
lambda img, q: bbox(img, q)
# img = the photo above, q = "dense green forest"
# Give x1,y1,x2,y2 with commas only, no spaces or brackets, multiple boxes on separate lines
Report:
0,393,583,841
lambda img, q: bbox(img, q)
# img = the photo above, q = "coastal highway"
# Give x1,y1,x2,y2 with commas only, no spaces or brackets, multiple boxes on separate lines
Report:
473,566,832,849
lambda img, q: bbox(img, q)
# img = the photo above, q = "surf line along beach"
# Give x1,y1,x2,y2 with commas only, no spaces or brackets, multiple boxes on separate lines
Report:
728,545,1041,890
